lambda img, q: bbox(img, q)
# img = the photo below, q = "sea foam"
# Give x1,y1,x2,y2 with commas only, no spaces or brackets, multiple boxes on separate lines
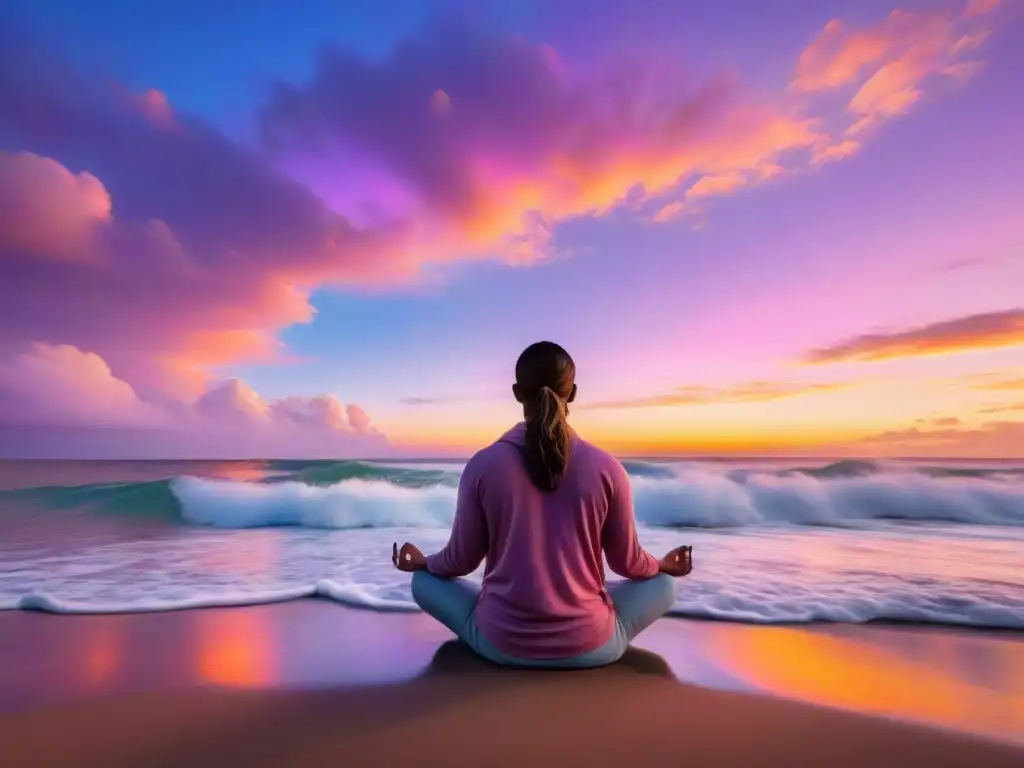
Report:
3,525,1023,627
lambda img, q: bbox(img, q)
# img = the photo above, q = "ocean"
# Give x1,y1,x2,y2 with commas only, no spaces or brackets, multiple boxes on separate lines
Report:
1,457,1023,627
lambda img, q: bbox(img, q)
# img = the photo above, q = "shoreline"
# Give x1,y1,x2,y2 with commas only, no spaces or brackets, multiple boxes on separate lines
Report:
6,593,1024,637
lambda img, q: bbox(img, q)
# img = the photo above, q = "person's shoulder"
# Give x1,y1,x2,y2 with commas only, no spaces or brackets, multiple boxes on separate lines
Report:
572,435,628,480
463,439,517,479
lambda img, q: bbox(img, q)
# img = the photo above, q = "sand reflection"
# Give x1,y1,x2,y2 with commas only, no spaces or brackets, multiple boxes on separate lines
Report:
707,623,1024,741
195,609,277,687
81,625,120,687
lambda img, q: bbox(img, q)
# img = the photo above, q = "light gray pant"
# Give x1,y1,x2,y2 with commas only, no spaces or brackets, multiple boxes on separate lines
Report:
411,571,677,669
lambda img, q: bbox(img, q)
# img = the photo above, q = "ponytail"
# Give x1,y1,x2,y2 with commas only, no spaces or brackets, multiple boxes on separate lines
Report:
523,385,572,492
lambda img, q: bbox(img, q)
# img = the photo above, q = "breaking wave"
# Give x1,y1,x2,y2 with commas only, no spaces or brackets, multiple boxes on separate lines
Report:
4,459,1024,529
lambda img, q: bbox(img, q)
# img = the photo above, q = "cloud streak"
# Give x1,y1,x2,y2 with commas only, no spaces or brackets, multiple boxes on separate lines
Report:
974,377,1024,391
804,309,1024,364
583,380,847,410
980,403,1024,414
851,420,1024,458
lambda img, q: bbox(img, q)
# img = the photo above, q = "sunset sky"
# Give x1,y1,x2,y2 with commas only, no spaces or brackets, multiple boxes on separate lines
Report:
1,0,1022,458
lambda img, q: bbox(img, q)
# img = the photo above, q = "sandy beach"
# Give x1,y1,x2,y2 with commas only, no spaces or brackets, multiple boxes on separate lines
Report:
1,602,1022,767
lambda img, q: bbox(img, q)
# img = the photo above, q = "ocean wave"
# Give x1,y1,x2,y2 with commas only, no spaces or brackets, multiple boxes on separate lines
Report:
165,461,1024,530
629,467,1024,527
4,459,1024,529
172,476,458,529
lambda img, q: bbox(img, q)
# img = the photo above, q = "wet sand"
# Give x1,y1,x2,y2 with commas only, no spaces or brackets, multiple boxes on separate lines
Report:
0,602,1022,766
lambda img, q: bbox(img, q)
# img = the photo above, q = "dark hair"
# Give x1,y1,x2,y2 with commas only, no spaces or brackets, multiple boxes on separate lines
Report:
514,341,576,492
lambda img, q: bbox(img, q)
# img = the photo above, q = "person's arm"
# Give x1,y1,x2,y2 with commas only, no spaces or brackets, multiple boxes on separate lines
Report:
602,461,661,580
424,463,488,577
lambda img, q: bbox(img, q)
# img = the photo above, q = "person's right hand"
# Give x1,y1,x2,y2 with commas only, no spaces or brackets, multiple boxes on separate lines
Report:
392,542,427,572
659,545,693,577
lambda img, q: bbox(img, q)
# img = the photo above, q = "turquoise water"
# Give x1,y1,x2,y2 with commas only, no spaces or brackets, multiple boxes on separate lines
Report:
1,457,1023,625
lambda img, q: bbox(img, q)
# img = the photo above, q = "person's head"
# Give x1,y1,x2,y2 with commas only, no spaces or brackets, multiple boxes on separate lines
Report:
512,341,577,492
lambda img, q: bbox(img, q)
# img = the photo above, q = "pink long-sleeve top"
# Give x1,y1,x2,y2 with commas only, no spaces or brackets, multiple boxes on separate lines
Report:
425,422,660,660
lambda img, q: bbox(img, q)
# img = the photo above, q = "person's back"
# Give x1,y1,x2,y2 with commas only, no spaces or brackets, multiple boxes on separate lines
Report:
430,425,663,658
393,341,693,668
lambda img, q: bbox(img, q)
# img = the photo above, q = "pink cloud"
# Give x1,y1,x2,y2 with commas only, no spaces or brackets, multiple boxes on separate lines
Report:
0,343,162,428
0,344,387,458
0,152,110,262
345,404,374,435
0,8,1011,451
0,18,830,411
0,79,398,398
964,0,1001,20
260,20,826,254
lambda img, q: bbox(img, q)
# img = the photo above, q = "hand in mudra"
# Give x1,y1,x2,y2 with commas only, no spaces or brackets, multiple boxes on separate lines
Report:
392,542,427,572
659,545,693,577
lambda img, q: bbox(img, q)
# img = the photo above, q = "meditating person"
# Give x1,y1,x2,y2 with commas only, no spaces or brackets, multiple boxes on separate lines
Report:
392,341,693,668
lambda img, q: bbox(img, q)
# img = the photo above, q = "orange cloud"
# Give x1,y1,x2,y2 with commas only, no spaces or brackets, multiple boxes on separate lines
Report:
915,416,963,427
791,2,1000,136
980,403,1024,414
974,377,1024,391
804,309,1024,364
791,18,894,92
811,139,861,165
583,380,848,410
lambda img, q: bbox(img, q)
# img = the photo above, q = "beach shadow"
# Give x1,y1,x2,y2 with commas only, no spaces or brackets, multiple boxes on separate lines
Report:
424,639,674,679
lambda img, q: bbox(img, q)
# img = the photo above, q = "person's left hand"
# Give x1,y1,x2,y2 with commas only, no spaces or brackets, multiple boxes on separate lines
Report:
392,542,427,572
658,545,693,577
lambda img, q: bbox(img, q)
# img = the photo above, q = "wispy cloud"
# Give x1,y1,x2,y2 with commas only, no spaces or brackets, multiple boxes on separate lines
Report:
915,416,963,427
928,255,990,275
583,380,847,410
398,394,505,406
851,419,1024,458
980,402,1024,414
804,309,1024,364
973,377,1024,391
399,396,453,406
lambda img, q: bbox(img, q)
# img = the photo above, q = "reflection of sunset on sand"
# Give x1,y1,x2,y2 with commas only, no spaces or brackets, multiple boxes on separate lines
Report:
195,609,277,688
81,625,119,687
684,623,1024,742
